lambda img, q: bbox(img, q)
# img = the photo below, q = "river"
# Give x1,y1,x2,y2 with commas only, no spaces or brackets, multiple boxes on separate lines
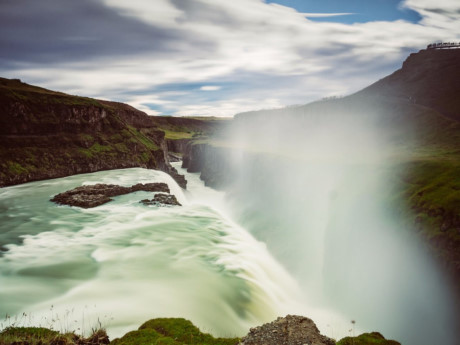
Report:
0,163,350,339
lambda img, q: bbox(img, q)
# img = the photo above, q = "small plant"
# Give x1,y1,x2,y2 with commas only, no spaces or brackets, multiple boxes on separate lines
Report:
0,308,112,345
351,320,356,345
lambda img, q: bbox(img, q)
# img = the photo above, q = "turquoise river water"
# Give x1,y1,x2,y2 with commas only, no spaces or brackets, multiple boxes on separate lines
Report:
0,163,350,339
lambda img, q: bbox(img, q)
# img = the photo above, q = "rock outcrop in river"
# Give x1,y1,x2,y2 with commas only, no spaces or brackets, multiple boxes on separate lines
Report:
51,182,171,208
140,193,182,206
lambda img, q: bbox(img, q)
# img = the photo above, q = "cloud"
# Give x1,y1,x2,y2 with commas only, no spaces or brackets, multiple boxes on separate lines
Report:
174,97,284,117
302,13,355,18
401,0,460,33
0,0,459,116
0,0,213,66
200,86,221,91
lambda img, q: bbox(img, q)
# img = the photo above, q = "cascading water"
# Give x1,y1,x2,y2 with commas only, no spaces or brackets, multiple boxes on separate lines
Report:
1,120,457,344
221,108,459,345
0,165,348,339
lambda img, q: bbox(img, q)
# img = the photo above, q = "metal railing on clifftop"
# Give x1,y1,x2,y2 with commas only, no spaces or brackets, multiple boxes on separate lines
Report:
427,42,460,49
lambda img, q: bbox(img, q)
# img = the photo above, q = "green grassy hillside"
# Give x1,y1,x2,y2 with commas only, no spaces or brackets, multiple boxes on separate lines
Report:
0,78,167,187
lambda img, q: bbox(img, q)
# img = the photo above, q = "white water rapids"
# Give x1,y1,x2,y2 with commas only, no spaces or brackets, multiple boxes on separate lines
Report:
0,163,351,339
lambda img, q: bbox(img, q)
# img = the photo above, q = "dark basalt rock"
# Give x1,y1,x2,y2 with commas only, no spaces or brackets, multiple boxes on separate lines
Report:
51,182,169,208
140,193,181,206
168,166,187,189
240,315,335,345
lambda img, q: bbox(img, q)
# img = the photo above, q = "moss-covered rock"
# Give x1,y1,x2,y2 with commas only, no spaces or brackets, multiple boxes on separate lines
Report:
111,318,239,345
0,326,60,344
337,332,401,345
0,327,109,345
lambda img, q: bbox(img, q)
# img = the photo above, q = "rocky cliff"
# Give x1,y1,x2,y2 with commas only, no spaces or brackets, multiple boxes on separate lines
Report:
359,48,460,121
0,77,186,188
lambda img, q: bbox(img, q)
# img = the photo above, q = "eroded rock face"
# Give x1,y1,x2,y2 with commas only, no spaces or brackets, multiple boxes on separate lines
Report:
167,166,187,189
140,193,182,206
51,183,170,208
0,77,188,189
240,315,335,345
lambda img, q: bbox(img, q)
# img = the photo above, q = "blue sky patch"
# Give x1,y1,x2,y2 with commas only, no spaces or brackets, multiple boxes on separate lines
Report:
267,0,422,24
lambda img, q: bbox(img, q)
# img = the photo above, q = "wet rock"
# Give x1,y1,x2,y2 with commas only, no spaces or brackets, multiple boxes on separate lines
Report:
168,166,187,189
51,183,169,208
140,193,181,206
240,315,335,345
168,153,182,162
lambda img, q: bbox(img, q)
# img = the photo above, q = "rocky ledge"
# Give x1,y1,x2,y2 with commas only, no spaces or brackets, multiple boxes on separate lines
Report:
51,183,170,208
240,315,335,345
140,193,182,206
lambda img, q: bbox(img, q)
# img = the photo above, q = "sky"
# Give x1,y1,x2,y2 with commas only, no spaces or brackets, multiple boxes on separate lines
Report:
0,0,459,117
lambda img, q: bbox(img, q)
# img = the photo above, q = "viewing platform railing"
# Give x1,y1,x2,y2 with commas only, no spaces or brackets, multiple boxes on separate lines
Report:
427,42,460,49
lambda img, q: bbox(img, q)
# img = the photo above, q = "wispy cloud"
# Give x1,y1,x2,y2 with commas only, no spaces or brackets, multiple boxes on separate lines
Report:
0,0,459,116
200,86,221,91
302,13,355,18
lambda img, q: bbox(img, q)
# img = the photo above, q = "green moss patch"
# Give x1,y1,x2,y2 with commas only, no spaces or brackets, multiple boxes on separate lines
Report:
162,129,194,140
114,318,240,345
0,326,108,345
337,332,401,345
6,162,29,175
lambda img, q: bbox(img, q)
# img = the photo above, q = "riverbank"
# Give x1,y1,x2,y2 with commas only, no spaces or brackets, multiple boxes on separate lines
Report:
0,316,401,345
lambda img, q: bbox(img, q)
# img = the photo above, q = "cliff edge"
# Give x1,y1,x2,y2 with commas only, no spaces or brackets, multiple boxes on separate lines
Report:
0,77,185,187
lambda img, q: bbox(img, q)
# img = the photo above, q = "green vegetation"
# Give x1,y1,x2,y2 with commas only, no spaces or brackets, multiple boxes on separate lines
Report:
395,155,460,275
149,116,228,142
0,318,239,345
112,318,239,345
404,159,459,215
79,133,95,142
77,143,114,159
337,332,401,345
6,162,28,175
1,318,408,345
128,127,159,150
0,327,109,345
162,129,194,140
0,77,103,107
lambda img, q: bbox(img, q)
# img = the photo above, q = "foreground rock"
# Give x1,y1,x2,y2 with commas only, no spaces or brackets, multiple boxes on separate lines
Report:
240,315,335,345
51,183,170,208
140,193,182,206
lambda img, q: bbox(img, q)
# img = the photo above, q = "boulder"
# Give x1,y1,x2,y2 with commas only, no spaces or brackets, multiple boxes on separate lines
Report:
240,315,335,345
140,193,182,206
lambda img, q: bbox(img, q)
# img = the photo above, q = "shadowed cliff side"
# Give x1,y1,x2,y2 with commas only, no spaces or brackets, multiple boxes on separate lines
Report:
0,77,187,187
